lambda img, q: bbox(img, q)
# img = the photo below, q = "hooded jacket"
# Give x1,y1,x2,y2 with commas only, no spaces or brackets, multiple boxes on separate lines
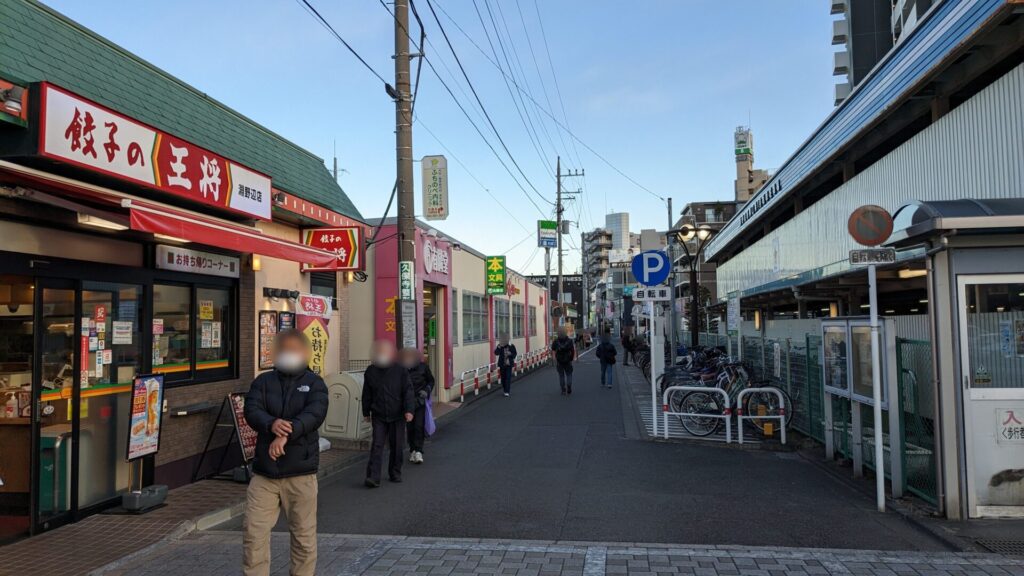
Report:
407,362,435,406
362,363,416,422
244,368,329,479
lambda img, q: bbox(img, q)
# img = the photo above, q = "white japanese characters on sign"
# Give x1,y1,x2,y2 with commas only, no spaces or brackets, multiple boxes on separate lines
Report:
155,245,240,278
399,261,415,301
422,238,449,276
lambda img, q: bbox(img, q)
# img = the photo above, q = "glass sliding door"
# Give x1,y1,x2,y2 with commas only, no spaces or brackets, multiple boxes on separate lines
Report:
0,276,34,540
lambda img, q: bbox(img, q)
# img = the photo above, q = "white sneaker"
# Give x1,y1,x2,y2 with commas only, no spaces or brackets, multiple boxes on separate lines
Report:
409,452,417,463
503,392,510,397
414,451,424,464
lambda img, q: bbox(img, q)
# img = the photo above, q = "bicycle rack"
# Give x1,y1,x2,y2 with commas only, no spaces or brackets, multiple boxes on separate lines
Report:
735,387,786,445
661,386,732,443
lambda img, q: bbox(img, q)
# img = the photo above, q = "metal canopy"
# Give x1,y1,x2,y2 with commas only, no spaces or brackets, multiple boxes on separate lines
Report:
888,198,1024,246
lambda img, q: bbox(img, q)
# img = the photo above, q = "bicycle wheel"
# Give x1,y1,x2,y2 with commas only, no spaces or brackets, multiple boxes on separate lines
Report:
743,386,792,433
677,390,723,437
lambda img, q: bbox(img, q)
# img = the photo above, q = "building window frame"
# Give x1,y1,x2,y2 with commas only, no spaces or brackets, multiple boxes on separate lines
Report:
152,276,238,387
462,291,487,344
512,301,524,339
451,288,459,347
529,305,538,337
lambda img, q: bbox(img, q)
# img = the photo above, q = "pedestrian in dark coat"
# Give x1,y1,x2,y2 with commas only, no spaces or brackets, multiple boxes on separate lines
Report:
242,329,329,576
362,340,415,487
401,348,434,464
494,332,518,397
622,330,636,366
595,331,617,389
550,327,577,395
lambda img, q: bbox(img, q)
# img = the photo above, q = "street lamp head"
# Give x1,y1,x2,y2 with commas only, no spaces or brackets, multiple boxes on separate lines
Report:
696,225,713,241
674,225,696,242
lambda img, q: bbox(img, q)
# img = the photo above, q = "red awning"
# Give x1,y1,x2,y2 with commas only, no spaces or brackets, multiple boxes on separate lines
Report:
125,200,340,267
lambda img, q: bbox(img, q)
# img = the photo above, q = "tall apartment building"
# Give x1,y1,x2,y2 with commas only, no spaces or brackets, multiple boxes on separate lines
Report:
734,127,770,202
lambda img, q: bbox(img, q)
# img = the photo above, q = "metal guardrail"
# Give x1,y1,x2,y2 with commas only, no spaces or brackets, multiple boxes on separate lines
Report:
736,387,787,445
454,350,551,403
661,385,733,443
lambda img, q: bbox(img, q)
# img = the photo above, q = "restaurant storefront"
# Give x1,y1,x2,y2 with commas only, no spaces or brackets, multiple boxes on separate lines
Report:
0,1,363,538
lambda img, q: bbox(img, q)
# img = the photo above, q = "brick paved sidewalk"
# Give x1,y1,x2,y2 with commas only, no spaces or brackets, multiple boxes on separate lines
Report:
96,531,1024,576
0,448,362,576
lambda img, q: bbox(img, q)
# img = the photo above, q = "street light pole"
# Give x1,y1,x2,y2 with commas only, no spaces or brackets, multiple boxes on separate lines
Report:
668,225,715,349
667,198,678,361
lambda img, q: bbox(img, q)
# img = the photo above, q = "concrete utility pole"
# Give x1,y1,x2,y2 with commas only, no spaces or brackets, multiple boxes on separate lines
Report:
555,156,583,331
394,0,416,346
544,247,551,342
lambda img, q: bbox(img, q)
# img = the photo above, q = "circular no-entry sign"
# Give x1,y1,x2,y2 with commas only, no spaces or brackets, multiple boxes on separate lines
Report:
847,205,893,247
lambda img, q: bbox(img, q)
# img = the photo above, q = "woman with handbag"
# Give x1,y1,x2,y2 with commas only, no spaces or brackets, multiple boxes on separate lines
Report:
401,348,435,464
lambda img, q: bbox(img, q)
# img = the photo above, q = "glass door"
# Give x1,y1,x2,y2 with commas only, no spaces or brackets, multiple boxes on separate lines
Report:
0,276,35,541
957,274,1024,517
33,279,77,532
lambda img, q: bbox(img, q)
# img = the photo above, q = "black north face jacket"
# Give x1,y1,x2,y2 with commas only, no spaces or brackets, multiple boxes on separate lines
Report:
244,368,329,479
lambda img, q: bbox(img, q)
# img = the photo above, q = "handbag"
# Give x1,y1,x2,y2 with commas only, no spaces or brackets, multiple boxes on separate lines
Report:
424,398,437,436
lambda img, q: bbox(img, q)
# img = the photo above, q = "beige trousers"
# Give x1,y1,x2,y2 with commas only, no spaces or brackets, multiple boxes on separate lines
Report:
242,473,318,576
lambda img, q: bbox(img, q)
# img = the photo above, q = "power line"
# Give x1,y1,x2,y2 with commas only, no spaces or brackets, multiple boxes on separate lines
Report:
531,0,584,170
432,0,663,201
294,0,391,88
502,229,536,255
422,0,551,207
377,0,550,216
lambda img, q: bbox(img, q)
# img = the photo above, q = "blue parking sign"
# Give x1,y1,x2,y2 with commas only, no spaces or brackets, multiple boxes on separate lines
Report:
631,251,670,286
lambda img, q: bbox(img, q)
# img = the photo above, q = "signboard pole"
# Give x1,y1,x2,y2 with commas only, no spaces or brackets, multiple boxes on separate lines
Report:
649,301,661,438
868,263,886,512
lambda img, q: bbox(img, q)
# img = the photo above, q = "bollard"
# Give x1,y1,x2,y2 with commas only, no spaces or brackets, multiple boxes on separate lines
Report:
459,379,465,403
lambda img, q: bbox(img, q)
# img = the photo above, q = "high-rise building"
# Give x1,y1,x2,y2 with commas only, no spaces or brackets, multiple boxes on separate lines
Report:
734,127,769,202
831,0,898,105
605,212,630,249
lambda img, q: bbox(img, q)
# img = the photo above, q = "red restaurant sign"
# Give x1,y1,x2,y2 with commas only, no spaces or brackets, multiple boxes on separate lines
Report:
301,226,364,272
39,83,272,220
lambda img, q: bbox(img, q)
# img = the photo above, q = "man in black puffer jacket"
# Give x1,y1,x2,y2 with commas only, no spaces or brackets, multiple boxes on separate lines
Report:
242,329,329,576
362,339,415,487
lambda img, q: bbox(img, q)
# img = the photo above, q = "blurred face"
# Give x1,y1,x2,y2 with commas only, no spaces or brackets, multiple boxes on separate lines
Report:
275,335,310,374
371,340,396,367
499,333,509,346
557,328,567,339
400,348,420,368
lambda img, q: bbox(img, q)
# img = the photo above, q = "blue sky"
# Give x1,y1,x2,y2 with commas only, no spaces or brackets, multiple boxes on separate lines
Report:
41,0,835,276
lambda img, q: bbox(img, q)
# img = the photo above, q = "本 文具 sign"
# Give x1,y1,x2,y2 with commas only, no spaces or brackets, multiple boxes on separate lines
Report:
301,226,364,272
485,256,507,295
537,220,557,248
126,374,163,461
40,83,272,220
155,244,240,278
422,155,448,220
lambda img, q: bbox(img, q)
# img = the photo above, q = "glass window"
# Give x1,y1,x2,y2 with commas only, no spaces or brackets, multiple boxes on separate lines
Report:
153,284,191,382
310,272,337,310
196,287,232,377
462,292,487,343
451,289,459,347
512,302,524,339
494,299,510,341
965,282,1024,389
529,305,538,337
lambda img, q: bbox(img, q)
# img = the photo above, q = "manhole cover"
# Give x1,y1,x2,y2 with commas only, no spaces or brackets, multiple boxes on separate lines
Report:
977,539,1024,556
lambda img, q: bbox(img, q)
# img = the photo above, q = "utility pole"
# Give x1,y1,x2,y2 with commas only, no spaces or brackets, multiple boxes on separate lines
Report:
394,0,416,348
555,156,583,332
667,198,678,358
544,247,551,343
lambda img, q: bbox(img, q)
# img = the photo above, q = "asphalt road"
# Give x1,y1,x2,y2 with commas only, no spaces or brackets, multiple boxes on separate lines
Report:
222,348,944,550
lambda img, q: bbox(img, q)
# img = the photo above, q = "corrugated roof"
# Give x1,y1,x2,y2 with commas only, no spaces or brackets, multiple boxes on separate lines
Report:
0,0,362,220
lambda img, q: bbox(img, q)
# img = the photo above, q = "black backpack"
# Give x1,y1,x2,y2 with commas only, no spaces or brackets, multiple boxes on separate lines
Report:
601,343,617,364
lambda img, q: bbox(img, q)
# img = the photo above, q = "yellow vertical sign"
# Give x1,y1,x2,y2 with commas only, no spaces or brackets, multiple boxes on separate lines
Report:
302,319,329,376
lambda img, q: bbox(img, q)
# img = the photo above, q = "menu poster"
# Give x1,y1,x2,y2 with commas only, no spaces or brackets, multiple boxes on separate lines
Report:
211,321,222,347
111,321,133,345
259,311,278,370
277,311,295,332
127,374,164,461
199,300,214,321
201,322,213,348
228,392,258,462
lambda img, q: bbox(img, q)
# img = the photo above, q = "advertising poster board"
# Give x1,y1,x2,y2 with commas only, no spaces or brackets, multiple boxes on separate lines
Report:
259,310,278,370
229,392,258,462
127,374,164,461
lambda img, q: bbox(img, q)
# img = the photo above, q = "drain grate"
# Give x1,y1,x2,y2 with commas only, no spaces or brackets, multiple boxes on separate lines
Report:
977,539,1024,556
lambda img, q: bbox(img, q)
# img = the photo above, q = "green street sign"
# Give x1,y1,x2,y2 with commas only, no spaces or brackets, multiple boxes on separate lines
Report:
485,255,506,295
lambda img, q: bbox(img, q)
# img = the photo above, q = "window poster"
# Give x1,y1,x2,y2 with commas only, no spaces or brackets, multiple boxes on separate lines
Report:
259,311,278,370
111,321,133,345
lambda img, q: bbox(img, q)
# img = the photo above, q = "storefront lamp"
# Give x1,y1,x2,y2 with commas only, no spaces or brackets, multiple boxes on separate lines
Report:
251,255,262,271
77,213,127,231
897,268,927,279
1,85,23,114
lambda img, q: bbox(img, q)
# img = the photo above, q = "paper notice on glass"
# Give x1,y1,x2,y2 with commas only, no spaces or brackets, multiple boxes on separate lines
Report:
97,339,105,350
89,336,98,351
211,321,221,347
102,349,113,365
199,300,214,321
111,321,133,345
95,353,104,377
201,322,213,348
81,317,91,336
153,318,164,335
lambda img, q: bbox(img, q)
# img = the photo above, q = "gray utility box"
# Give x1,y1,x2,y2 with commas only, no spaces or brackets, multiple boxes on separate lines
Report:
122,484,168,512
320,371,372,441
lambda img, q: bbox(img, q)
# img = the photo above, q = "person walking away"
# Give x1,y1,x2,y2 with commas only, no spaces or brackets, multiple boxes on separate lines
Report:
494,333,518,397
401,348,434,464
622,330,635,366
595,331,617,389
242,330,329,576
362,340,415,487
551,327,577,395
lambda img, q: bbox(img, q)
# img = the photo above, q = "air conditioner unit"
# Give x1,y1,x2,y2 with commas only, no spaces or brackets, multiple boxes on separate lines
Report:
830,0,847,15
834,82,852,106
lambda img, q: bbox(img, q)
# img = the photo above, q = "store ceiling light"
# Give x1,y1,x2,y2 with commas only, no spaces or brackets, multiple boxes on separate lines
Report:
77,213,127,231
154,233,189,244
919,299,929,304
898,268,927,279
